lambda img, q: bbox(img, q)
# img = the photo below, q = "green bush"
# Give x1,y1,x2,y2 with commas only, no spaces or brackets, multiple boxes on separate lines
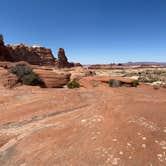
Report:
131,80,139,87
9,64,44,86
108,79,122,87
67,80,80,89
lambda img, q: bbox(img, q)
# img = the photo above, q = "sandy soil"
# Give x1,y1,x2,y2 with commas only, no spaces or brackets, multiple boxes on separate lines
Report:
0,79,166,166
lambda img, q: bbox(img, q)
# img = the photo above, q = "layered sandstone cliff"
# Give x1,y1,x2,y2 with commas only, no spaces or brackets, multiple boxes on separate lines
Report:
6,44,55,66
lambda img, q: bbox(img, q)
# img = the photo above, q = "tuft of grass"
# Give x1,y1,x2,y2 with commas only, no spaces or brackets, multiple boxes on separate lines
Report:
67,80,80,89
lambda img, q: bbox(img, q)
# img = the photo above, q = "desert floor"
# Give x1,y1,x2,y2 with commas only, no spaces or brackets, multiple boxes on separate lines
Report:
0,80,166,166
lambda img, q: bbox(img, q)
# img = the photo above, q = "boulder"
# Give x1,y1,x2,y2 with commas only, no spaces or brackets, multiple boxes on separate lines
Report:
34,69,71,88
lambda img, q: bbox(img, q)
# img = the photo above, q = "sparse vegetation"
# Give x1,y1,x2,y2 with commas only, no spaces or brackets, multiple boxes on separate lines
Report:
9,64,44,86
67,80,80,89
109,79,122,87
109,79,139,87
131,80,139,87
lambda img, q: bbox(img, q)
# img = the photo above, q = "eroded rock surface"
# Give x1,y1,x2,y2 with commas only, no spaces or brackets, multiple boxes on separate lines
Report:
34,68,71,88
56,48,72,68
0,38,11,61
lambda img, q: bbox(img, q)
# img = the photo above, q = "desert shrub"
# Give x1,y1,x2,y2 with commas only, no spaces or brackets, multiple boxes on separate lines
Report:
109,79,122,87
9,64,43,86
67,80,80,89
131,80,139,87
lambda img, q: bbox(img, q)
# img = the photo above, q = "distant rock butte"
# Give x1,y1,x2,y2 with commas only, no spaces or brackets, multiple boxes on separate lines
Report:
57,48,70,68
56,48,82,68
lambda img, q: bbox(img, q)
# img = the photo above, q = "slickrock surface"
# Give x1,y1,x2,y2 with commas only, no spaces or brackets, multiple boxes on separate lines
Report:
34,68,71,88
0,78,166,166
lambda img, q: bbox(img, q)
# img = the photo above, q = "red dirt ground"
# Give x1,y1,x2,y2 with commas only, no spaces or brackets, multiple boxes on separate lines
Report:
0,77,166,166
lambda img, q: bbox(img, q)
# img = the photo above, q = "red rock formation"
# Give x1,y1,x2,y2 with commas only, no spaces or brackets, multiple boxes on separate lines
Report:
1,35,82,67
57,48,70,68
7,44,55,66
56,48,82,68
74,63,82,67
34,68,71,88
0,36,12,61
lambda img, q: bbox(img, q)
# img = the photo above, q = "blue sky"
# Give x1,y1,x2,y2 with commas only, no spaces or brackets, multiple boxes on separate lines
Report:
0,0,166,64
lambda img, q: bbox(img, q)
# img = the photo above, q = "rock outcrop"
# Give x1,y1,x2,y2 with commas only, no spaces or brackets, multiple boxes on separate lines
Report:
79,76,138,88
34,68,71,88
70,68,96,81
0,37,12,61
56,48,71,68
6,44,55,66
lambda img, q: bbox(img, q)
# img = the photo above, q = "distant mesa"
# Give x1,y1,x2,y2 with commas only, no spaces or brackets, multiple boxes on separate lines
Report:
0,34,82,68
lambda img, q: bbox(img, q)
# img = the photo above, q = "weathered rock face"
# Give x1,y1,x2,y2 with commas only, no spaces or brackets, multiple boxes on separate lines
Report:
34,68,71,88
0,38,12,61
74,63,82,67
56,48,82,68
57,48,71,68
6,44,55,66
0,35,4,45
